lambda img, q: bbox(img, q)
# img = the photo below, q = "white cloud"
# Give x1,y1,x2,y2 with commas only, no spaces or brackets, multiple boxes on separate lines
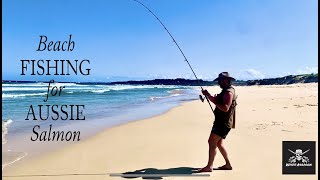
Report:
236,69,265,80
296,66,318,75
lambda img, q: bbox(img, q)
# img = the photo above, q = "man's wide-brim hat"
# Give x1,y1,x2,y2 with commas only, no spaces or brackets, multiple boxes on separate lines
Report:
214,72,236,81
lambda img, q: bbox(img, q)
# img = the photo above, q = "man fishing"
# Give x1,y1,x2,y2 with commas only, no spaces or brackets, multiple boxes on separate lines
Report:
132,1,237,173
198,72,237,172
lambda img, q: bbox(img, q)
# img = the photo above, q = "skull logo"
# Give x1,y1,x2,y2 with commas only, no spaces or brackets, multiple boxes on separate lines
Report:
288,149,310,163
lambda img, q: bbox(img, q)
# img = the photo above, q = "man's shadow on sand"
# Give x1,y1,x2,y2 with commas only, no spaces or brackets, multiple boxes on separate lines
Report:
119,167,204,179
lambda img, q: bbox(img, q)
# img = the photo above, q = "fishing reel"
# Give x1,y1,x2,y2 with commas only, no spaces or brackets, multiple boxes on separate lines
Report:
199,95,205,102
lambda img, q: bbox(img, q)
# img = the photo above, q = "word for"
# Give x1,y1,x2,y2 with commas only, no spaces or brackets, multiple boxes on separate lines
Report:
44,80,64,102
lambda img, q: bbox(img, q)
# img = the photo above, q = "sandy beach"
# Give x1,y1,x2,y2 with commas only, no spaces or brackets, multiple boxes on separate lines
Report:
2,83,318,180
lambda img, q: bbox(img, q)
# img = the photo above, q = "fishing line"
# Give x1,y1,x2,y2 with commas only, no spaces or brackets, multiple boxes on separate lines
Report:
132,0,215,114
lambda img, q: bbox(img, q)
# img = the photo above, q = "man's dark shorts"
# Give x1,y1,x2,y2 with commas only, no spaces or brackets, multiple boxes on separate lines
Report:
211,125,231,139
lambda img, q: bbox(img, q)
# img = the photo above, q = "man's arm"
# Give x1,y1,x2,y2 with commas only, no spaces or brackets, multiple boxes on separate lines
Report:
202,90,217,104
215,91,233,112
208,94,217,104
202,89,233,112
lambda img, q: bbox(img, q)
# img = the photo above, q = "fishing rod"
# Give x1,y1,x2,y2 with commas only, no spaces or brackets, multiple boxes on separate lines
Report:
132,0,214,114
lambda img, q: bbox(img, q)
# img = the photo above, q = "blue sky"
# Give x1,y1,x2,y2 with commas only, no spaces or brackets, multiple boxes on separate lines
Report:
2,0,318,82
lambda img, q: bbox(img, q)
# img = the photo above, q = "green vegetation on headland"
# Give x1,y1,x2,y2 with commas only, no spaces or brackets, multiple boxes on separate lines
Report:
246,73,318,85
2,73,318,86
106,73,318,86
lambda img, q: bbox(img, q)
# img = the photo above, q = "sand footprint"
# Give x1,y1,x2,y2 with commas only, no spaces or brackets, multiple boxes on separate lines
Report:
255,123,268,130
271,121,282,126
306,103,318,106
281,129,293,132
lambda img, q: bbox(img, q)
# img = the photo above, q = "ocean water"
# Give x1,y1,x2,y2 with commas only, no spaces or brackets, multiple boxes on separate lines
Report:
2,82,200,169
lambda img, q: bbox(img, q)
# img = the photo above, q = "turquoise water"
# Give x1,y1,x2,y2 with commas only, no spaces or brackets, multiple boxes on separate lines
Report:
2,82,201,168
2,82,200,145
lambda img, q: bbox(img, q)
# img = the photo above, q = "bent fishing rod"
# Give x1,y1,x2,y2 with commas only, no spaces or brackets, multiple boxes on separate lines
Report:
132,0,214,114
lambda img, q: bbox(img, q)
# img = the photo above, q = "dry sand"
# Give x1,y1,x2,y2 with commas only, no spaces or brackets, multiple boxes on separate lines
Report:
2,83,318,180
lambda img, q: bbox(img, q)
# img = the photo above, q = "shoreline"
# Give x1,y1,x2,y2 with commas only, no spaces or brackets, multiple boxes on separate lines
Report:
2,83,318,180
2,98,202,171
2,88,201,171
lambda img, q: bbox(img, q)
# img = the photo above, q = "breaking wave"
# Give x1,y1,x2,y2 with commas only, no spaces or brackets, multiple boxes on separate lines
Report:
2,92,47,99
2,119,13,145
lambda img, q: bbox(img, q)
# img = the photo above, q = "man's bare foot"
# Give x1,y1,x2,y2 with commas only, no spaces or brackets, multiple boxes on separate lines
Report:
217,164,232,170
197,166,212,173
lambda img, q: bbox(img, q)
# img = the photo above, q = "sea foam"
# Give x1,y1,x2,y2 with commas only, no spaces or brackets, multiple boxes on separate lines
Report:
2,119,13,144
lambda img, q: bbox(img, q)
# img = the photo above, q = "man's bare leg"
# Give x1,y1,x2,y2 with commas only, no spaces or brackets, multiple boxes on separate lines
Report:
198,133,221,172
217,138,232,170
